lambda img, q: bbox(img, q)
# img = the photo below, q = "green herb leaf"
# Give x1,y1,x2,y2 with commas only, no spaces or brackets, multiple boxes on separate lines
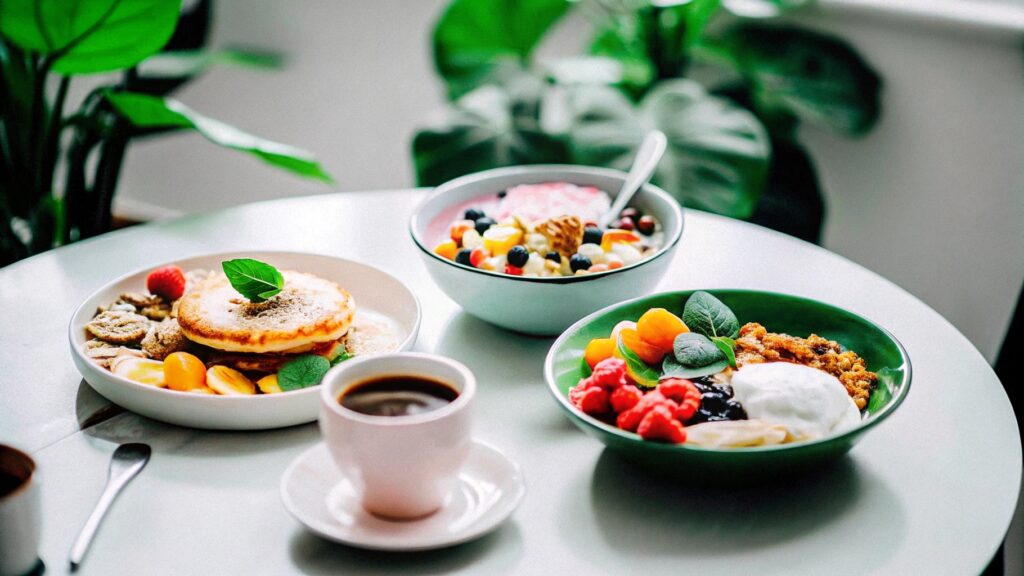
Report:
662,355,729,380
105,92,334,183
711,336,737,368
278,354,331,392
329,351,353,367
682,290,739,338
0,0,180,75
221,258,284,303
673,332,725,368
616,334,660,389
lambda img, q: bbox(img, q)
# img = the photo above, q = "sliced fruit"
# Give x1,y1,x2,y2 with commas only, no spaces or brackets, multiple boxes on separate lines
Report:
449,220,476,243
206,366,256,395
434,240,458,260
469,247,489,268
189,387,217,394
620,328,666,365
163,352,207,392
482,226,523,257
257,374,282,394
600,229,641,252
112,357,166,387
584,338,616,369
636,308,689,353
610,320,637,342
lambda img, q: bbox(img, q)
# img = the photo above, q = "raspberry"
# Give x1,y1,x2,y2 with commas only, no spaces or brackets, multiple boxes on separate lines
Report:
146,265,186,301
637,405,687,444
578,387,611,415
610,384,642,413
658,378,701,423
615,390,678,432
568,377,598,408
591,357,627,388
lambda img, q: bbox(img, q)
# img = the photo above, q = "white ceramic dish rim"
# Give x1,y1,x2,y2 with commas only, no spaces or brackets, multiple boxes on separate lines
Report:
68,251,422,404
542,288,913,454
279,440,526,551
408,165,685,285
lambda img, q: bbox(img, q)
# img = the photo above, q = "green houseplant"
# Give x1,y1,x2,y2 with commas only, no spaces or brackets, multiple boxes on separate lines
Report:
0,0,332,266
412,0,881,242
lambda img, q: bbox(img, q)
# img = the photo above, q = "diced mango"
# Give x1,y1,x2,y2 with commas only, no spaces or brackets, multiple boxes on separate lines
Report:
601,229,641,252
482,226,523,257
434,240,458,260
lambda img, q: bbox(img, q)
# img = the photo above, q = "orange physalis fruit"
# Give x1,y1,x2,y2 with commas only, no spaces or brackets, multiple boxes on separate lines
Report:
636,308,688,353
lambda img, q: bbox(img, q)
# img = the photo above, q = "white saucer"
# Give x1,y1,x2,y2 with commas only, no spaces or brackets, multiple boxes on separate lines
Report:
280,440,525,551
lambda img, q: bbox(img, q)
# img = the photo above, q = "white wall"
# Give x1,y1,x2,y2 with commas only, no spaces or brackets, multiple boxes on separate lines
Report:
116,0,1024,365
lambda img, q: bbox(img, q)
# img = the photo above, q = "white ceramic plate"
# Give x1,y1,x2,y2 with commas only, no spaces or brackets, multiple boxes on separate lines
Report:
280,441,525,551
68,251,420,430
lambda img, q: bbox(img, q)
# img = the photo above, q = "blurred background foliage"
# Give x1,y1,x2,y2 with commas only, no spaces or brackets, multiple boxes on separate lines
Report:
413,0,882,243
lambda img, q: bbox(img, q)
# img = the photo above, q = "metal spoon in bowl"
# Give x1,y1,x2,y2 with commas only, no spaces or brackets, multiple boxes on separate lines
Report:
598,130,668,229
69,443,151,572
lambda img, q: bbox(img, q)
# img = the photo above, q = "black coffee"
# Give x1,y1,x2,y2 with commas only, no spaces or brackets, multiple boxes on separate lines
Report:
0,471,23,497
340,375,459,417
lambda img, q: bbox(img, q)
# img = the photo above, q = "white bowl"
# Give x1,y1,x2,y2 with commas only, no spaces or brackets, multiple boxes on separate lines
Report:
68,251,421,430
409,165,684,335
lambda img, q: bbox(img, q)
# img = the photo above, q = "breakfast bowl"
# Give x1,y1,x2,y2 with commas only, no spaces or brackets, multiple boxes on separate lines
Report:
544,289,912,483
69,251,420,430
409,165,684,335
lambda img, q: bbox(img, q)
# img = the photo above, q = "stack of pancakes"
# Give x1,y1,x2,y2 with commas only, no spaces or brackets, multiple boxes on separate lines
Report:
177,271,354,373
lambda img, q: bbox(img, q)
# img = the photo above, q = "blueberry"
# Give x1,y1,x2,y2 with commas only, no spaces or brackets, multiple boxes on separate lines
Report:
570,254,592,272
464,208,486,221
474,217,496,235
455,249,473,267
497,190,507,199
544,251,561,263
582,227,603,245
507,245,529,268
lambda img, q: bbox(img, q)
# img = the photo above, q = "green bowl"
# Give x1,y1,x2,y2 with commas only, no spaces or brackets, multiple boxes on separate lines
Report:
544,290,912,483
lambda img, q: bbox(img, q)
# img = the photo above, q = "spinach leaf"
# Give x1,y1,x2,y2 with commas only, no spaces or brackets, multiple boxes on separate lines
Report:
616,334,660,389
673,332,725,368
711,336,737,368
682,290,739,338
662,355,729,380
221,258,284,303
278,355,331,392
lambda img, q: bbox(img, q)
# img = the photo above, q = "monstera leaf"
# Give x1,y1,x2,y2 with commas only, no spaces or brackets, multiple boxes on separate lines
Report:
412,77,569,186
567,80,770,218
433,0,571,99
0,0,181,74
704,24,882,135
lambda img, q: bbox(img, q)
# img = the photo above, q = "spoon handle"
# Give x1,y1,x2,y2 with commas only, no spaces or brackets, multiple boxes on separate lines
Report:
600,130,668,229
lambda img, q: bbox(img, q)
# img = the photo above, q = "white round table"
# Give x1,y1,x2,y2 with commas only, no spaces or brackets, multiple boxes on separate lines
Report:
0,190,1019,575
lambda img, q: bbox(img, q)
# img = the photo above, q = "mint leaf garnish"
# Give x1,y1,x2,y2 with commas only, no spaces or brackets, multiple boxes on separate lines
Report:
278,354,331,392
222,258,284,303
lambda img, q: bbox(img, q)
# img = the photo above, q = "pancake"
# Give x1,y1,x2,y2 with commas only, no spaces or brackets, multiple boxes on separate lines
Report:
177,270,354,353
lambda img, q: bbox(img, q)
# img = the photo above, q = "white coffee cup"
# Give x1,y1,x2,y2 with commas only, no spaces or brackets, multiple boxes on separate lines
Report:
0,445,41,576
319,352,475,520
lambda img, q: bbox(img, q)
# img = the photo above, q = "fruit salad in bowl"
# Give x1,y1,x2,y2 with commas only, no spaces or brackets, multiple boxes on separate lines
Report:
69,252,420,430
544,289,911,482
410,165,683,335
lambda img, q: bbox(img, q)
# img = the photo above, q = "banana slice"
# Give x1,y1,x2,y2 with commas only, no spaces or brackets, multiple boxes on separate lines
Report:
257,374,282,394
206,366,256,395
112,357,166,387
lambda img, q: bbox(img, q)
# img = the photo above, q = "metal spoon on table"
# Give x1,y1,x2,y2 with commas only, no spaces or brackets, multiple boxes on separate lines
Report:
69,443,151,572
598,130,668,229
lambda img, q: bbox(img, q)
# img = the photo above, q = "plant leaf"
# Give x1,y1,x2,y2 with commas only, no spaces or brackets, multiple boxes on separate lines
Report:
136,48,283,78
682,290,740,338
616,333,661,389
278,355,331,392
704,24,882,135
662,355,729,380
433,0,571,98
104,91,334,182
673,332,725,367
412,79,569,186
711,336,737,368
221,258,284,303
566,80,770,218
0,0,181,74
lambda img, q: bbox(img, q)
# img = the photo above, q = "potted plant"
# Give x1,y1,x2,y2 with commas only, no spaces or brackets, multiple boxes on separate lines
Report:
412,0,881,243
0,0,332,266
